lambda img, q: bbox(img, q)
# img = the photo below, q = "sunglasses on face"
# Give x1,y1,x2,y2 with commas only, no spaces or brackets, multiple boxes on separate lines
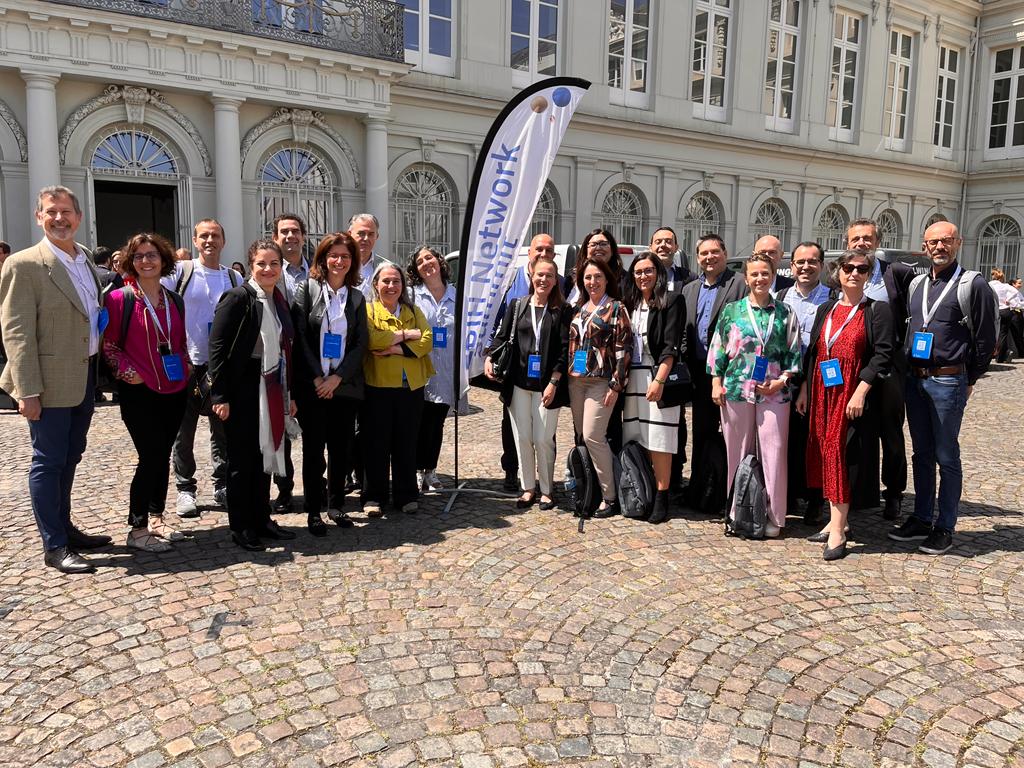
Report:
840,263,870,275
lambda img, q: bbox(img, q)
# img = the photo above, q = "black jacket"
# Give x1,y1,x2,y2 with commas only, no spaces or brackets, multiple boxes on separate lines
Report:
490,297,570,408
680,269,748,375
772,274,795,294
800,298,894,388
627,292,686,368
208,284,295,405
291,280,368,400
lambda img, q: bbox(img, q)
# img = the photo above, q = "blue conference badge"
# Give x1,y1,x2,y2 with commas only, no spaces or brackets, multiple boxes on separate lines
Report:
751,355,769,383
911,331,934,360
96,307,109,334
819,358,843,388
527,354,542,379
432,326,448,349
572,349,588,375
162,353,185,382
322,332,342,359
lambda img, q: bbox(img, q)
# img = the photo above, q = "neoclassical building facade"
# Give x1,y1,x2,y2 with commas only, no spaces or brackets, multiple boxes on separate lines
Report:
0,0,1021,276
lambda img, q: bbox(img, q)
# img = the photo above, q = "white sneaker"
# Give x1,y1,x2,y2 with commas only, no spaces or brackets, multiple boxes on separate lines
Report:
424,470,443,492
416,470,426,491
176,491,198,518
765,523,782,538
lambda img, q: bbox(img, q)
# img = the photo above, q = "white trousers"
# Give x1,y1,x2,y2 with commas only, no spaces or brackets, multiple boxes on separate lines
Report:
508,385,561,495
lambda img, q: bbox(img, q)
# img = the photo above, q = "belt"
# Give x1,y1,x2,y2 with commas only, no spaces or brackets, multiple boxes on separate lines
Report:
911,365,964,378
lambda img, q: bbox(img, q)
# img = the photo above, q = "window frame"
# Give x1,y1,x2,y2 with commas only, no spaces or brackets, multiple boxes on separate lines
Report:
510,0,560,86
763,0,801,133
985,45,1024,160
691,0,732,122
600,184,646,246
608,0,652,109
883,29,914,152
398,0,456,77
933,44,959,159
827,10,862,144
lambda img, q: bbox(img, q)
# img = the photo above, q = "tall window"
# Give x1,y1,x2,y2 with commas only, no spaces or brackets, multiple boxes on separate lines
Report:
92,129,178,178
259,145,335,245
608,0,650,108
397,0,454,76
529,182,559,241
988,46,1024,158
814,204,848,251
934,46,959,157
679,191,722,256
763,0,800,132
828,11,861,142
692,0,731,121
884,30,913,151
511,0,558,84
978,216,1022,278
751,198,789,243
392,164,455,263
601,185,645,245
877,209,902,249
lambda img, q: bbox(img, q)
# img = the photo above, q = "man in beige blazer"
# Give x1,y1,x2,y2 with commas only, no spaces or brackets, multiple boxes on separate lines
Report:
0,185,112,573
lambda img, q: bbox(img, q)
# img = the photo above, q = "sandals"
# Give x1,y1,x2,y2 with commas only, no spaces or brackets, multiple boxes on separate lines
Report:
126,532,173,553
149,516,185,542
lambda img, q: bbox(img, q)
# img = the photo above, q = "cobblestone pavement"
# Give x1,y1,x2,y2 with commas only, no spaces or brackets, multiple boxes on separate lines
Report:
1,363,1023,768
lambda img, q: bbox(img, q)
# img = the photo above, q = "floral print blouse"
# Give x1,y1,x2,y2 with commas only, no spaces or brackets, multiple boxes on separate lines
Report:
707,296,801,404
568,298,633,392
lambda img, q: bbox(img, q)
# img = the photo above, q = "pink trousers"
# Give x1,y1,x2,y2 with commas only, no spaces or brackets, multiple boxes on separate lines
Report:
721,399,790,527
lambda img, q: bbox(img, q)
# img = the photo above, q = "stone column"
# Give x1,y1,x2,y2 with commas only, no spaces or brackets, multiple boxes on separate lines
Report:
363,116,390,252
211,95,245,249
21,70,61,237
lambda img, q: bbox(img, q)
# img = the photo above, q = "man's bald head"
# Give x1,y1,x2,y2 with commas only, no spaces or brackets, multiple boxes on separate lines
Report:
753,235,784,269
528,233,555,266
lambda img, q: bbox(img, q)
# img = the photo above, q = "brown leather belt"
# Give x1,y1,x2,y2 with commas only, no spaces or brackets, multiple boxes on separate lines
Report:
911,365,964,378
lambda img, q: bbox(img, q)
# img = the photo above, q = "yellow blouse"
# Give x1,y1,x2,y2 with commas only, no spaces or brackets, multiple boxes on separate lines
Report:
363,300,436,389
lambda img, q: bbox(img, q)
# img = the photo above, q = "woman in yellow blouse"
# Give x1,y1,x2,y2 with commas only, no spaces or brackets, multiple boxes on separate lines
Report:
363,263,435,516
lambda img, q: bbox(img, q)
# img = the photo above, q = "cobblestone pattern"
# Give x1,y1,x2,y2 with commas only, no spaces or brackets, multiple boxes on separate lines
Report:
0,364,1022,768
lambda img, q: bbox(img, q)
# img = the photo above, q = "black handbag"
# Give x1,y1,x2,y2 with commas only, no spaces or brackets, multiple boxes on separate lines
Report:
470,298,529,391
656,360,692,409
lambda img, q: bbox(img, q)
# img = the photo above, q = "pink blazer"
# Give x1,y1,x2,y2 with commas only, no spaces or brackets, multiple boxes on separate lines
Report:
103,286,190,394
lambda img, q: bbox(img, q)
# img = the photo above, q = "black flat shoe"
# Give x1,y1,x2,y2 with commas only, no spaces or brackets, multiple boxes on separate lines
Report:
261,520,296,540
232,530,266,552
44,546,95,574
539,498,556,511
515,494,536,509
823,539,848,561
808,526,850,543
66,527,112,549
593,500,620,518
307,514,327,537
327,509,354,528
272,492,294,514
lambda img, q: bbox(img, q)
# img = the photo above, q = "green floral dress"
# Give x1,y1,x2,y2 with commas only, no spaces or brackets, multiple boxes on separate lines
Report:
707,297,801,404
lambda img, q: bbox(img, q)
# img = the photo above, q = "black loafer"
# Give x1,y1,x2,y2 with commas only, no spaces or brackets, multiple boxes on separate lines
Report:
66,527,112,550
261,520,296,540
593,501,620,518
272,492,293,514
539,498,556,511
44,546,96,574
515,495,536,509
232,530,266,552
307,514,327,537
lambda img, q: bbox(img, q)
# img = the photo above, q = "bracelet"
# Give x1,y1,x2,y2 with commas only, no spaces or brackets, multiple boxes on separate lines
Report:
654,377,666,385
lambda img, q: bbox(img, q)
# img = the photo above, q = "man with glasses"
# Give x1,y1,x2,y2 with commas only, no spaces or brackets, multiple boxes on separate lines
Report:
752,235,794,295
888,221,995,555
778,242,833,525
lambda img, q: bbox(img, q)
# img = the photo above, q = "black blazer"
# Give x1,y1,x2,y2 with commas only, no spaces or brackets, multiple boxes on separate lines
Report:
799,298,894,388
491,297,570,409
291,280,368,400
628,292,686,367
881,260,915,347
772,274,796,294
208,284,295,405
680,269,747,374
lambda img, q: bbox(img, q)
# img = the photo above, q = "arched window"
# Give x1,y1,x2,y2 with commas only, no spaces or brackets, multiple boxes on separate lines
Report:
978,216,1022,278
814,204,849,251
91,128,178,177
600,184,645,245
877,209,902,249
751,198,789,243
529,182,559,241
679,191,722,256
259,145,336,247
392,163,456,262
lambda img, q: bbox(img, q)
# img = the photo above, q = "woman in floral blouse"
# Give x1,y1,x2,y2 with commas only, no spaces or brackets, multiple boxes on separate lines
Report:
708,254,801,536
567,256,633,517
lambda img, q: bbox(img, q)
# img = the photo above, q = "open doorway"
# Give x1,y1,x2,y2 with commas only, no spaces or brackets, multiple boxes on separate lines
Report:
94,180,177,251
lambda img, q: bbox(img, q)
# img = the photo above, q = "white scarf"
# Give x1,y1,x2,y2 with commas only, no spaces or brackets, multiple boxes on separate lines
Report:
249,278,287,476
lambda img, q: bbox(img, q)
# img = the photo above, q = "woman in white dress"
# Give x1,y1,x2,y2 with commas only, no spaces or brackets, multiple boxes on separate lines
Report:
622,252,685,523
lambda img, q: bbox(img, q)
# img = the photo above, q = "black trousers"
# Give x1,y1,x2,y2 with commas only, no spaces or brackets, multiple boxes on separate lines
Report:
875,355,907,502
500,405,518,473
296,390,358,514
274,437,295,494
997,309,1014,362
224,360,272,534
363,385,424,508
417,400,449,470
786,400,821,506
687,369,726,505
118,382,187,528
1010,310,1024,358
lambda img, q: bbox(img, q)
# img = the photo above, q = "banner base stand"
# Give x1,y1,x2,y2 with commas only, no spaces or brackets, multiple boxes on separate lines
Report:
439,481,518,515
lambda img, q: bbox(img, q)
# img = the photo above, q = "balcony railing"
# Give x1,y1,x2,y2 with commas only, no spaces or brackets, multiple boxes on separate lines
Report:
49,0,405,62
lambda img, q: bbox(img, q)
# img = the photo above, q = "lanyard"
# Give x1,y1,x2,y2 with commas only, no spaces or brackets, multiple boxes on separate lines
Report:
64,256,100,309
921,265,962,329
324,284,346,334
529,302,545,351
824,300,862,354
576,294,610,338
744,298,776,351
141,288,172,344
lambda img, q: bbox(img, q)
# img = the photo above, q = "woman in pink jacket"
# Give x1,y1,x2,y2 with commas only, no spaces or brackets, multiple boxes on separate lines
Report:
103,233,190,553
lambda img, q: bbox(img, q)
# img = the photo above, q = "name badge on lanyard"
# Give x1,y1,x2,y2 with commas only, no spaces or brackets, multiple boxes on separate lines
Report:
572,349,588,375
432,326,448,348
143,289,178,380
751,355,769,383
161,352,185,382
97,306,109,334
527,354,542,378
744,299,775,383
911,331,934,360
820,301,861,386
819,358,843,387
322,332,342,359
913,266,961,362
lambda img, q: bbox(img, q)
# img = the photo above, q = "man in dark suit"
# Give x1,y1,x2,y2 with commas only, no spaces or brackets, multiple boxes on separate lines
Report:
681,233,748,512
92,246,123,292
753,235,795,295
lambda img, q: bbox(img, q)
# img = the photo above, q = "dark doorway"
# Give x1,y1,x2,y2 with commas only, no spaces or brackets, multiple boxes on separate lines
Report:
94,180,177,251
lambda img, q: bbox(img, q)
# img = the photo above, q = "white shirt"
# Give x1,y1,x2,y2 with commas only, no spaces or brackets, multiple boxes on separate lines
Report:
319,284,348,377
990,280,1023,310
357,252,391,299
863,258,889,302
45,238,100,356
162,259,234,365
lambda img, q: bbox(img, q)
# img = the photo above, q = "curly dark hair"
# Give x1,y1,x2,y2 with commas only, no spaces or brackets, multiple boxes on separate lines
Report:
121,233,177,279
406,246,450,287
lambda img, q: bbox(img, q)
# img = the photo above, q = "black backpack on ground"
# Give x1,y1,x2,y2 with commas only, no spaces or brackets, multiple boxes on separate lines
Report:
726,453,768,540
618,441,656,521
566,442,600,530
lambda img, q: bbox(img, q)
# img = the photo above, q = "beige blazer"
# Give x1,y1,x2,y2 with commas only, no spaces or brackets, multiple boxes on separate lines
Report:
0,240,101,407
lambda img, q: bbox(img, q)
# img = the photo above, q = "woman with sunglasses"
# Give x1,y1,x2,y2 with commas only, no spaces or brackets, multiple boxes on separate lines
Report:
795,249,893,561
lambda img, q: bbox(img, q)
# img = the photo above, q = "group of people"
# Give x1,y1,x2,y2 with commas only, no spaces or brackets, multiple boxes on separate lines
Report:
0,184,1001,574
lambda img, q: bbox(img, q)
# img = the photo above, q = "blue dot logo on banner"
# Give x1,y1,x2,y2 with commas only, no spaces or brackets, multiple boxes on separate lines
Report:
552,87,572,107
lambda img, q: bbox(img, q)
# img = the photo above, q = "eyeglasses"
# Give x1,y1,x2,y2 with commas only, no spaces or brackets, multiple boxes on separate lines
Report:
633,268,656,277
587,240,611,250
752,250,780,258
133,251,161,262
840,263,870,275
924,236,957,247
792,259,819,268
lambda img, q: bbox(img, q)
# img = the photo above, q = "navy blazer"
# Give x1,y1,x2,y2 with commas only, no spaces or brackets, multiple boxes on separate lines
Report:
680,269,748,374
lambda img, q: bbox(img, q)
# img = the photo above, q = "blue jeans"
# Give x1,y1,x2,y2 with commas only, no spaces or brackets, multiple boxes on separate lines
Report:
904,373,967,532
27,366,96,551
